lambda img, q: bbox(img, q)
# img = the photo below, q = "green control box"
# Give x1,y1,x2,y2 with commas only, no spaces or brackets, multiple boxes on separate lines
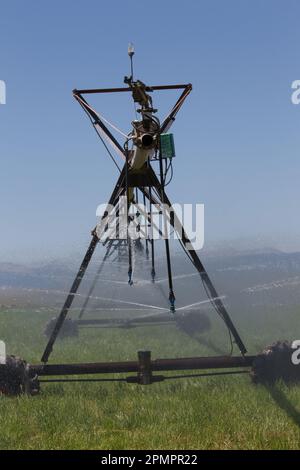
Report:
160,133,176,159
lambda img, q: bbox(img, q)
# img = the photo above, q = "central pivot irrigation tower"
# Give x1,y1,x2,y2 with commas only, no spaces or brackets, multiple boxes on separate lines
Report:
41,46,247,364
1,48,298,396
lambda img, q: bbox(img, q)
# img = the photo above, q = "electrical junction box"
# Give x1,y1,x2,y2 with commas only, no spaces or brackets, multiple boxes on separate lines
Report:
160,133,175,159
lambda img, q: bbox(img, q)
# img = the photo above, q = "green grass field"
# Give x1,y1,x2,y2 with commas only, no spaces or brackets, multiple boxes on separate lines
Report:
0,306,299,450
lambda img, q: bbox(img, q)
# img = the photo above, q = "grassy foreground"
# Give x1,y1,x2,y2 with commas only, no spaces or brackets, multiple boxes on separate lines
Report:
0,308,299,450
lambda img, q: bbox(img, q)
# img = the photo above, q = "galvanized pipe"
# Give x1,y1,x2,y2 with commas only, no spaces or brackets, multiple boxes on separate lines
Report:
31,355,255,377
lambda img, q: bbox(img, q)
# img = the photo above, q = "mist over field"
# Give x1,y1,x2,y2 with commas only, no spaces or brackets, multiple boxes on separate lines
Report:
1,240,300,450
1,240,300,361
1,243,300,311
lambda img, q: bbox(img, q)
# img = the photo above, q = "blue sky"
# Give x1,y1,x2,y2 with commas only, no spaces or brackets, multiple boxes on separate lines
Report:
0,0,300,262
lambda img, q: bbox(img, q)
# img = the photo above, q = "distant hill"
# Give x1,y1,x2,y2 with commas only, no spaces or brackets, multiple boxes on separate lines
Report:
1,249,300,311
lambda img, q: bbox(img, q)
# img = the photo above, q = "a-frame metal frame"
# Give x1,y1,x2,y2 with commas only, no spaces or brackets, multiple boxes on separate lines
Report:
41,83,247,363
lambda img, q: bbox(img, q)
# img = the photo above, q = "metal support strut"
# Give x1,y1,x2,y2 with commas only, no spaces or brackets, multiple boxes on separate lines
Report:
158,150,175,312
144,167,247,356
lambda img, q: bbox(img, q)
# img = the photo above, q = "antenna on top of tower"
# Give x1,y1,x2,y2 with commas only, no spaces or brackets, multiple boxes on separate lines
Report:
128,42,135,81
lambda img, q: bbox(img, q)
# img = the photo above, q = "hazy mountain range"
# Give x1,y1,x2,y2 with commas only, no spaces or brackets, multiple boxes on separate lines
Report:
1,248,300,311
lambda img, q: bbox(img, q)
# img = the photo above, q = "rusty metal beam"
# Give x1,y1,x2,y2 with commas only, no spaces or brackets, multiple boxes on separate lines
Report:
73,84,191,95
31,355,255,377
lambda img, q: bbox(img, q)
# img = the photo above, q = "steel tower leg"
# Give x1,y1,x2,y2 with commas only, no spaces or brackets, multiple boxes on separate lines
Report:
41,168,127,363
144,168,247,355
